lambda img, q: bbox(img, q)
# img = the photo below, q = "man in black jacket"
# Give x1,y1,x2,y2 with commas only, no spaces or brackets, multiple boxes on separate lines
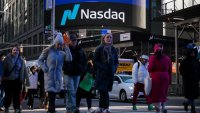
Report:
63,34,87,113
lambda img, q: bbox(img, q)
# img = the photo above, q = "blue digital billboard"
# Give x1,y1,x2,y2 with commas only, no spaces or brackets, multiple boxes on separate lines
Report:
44,0,150,30
55,0,149,7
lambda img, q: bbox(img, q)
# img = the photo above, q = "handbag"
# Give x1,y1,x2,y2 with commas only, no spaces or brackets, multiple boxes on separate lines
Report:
79,72,94,92
144,75,152,96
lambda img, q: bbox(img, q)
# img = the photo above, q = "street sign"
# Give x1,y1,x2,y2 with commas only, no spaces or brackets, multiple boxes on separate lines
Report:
44,25,52,34
44,29,51,34
46,0,53,10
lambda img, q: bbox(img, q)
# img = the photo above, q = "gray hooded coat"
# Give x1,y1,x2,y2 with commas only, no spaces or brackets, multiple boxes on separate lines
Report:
38,33,72,92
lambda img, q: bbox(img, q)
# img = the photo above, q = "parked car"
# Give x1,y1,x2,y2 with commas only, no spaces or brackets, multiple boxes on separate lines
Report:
109,74,143,102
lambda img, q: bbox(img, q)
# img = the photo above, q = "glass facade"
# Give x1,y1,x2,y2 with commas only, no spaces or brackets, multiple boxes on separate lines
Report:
0,0,45,60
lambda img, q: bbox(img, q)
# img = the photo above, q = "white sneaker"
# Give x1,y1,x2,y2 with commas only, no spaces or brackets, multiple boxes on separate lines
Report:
87,108,95,113
103,109,111,113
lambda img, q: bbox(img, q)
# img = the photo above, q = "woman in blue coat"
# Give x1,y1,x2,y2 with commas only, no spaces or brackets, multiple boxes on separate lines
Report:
38,33,72,113
93,33,118,113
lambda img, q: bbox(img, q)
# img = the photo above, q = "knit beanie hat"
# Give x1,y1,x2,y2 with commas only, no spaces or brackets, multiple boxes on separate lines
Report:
53,33,64,44
140,55,149,60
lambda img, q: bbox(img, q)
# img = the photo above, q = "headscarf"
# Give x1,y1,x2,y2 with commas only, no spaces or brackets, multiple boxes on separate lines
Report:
154,43,163,58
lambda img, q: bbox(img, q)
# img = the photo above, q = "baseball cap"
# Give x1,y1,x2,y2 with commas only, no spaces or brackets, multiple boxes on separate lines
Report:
140,55,149,60
186,43,196,49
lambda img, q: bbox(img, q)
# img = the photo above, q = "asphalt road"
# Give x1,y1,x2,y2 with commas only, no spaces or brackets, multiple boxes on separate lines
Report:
6,96,200,113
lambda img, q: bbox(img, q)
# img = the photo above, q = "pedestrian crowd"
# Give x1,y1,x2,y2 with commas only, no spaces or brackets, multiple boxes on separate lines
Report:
0,32,199,113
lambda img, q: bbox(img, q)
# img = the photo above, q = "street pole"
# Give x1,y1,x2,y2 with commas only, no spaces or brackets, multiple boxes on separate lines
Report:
51,0,55,42
175,24,179,95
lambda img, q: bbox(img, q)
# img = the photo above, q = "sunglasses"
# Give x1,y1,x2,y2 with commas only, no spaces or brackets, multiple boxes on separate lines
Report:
71,39,77,41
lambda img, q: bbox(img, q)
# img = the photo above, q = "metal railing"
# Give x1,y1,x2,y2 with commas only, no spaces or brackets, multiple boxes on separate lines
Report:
160,0,200,15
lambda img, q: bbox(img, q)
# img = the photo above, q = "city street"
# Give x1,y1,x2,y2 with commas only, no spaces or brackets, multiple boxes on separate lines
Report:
0,0,200,113
7,96,200,113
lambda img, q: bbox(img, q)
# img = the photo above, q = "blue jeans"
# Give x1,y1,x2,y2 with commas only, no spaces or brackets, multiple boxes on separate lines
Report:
64,75,80,111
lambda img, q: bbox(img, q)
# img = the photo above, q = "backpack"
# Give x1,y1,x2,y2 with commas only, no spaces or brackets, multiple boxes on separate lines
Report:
137,61,140,70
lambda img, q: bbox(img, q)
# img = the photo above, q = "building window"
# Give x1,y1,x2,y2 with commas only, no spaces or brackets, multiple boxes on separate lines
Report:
39,0,44,24
16,0,18,17
39,32,43,52
14,19,18,37
33,34,37,54
28,0,32,29
34,0,38,26
0,16,2,32
19,15,23,35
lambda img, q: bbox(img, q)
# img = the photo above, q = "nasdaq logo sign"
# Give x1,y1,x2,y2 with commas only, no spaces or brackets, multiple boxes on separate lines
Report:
60,4,80,25
60,4,125,26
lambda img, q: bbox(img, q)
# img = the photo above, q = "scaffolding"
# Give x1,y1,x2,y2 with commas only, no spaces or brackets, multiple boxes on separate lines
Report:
153,0,200,95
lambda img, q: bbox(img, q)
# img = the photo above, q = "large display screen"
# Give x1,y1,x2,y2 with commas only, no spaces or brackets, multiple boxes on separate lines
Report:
55,0,149,6
44,0,149,30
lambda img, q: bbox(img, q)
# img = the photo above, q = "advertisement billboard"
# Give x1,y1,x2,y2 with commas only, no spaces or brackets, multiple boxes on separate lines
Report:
54,0,149,6
44,0,149,30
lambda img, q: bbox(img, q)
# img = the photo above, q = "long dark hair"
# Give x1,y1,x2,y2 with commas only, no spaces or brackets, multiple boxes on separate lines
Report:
10,44,21,54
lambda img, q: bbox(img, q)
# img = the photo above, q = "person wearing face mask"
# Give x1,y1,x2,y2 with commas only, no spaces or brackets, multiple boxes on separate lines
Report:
179,43,200,113
62,34,87,113
148,43,172,113
93,33,119,113
38,32,72,113
131,55,154,111
2,45,30,113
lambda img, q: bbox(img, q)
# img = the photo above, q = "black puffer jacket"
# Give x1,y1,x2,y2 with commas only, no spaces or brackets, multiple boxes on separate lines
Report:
179,53,200,99
63,45,87,76
93,45,119,91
